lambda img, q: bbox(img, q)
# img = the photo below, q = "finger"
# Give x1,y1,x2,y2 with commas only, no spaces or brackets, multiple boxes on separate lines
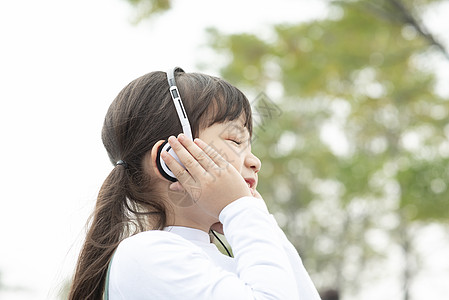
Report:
252,189,263,199
194,138,229,169
178,134,216,171
167,136,211,180
160,149,192,183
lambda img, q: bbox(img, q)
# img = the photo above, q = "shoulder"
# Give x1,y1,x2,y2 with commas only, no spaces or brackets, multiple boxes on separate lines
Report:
114,230,205,262
108,230,222,299
119,229,184,248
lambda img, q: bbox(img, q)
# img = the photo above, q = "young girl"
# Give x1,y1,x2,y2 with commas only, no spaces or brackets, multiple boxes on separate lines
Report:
69,68,321,300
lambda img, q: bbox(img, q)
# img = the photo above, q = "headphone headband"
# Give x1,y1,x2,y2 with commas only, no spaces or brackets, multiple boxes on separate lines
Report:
167,67,184,87
156,67,193,182
167,67,193,140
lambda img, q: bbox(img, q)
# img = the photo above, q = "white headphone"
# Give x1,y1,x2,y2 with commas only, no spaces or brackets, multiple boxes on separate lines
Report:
155,67,193,182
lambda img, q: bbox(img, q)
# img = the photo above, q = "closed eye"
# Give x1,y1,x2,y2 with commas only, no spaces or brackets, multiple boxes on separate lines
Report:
228,139,242,145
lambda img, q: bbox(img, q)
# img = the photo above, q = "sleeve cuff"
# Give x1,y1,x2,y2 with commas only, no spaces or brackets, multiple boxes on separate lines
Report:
219,196,269,224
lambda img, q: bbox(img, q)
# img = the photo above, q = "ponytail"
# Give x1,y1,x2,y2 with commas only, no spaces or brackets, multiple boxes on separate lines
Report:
69,165,133,299
69,71,175,299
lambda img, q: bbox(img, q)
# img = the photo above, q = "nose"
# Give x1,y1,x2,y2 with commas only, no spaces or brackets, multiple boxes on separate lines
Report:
245,152,261,174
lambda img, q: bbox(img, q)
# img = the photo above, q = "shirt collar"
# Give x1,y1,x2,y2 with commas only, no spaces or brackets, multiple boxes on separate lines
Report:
164,226,211,244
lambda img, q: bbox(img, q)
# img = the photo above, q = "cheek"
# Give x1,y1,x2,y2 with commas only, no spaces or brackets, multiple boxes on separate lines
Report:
213,141,243,169
227,149,245,172
197,134,245,170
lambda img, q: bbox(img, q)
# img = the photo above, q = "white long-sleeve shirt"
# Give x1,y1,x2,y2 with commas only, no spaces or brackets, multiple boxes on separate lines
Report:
108,196,321,300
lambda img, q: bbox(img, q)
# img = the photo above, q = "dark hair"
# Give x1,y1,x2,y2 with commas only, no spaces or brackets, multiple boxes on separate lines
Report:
69,69,252,299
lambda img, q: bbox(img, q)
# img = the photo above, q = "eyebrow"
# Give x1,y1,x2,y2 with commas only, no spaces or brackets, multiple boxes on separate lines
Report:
224,123,251,139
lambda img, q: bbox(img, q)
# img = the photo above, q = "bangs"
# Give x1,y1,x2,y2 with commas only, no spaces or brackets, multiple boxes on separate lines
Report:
177,73,253,138
202,81,253,135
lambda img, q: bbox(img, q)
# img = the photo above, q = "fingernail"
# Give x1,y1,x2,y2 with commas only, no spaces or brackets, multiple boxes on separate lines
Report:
168,136,176,144
178,133,185,141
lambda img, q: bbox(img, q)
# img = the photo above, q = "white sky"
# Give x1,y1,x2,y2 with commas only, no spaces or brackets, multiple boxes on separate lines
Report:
0,0,448,299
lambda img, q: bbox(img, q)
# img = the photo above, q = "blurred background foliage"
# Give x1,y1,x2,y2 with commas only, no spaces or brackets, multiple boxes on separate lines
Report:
120,0,448,299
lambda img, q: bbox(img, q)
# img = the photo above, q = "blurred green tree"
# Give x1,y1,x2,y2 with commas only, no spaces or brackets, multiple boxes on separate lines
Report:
202,2,449,298
121,0,449,298
125,0,171,23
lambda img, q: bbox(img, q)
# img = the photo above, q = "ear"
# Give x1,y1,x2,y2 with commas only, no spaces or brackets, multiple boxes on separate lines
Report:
150,140,167,180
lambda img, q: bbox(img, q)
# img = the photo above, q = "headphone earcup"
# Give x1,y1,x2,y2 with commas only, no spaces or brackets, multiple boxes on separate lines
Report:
156,140,179,182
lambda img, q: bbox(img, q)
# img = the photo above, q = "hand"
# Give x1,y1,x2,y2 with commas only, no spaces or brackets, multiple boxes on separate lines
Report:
161,134,252,219
251,189,263,199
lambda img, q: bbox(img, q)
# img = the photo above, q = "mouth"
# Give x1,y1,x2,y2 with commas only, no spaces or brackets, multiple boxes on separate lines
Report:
244,178,256,190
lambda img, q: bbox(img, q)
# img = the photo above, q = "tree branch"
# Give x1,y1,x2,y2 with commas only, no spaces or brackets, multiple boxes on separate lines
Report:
387,0,449,60
355,0,449,60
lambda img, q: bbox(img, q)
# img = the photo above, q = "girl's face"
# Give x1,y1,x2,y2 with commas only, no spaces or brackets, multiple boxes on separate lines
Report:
157,115,261,232
198,117,261,195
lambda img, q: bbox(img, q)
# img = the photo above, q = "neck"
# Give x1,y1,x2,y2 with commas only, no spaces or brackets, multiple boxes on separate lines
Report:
167,205,216,234
160,182,217,233
169,214,215,233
